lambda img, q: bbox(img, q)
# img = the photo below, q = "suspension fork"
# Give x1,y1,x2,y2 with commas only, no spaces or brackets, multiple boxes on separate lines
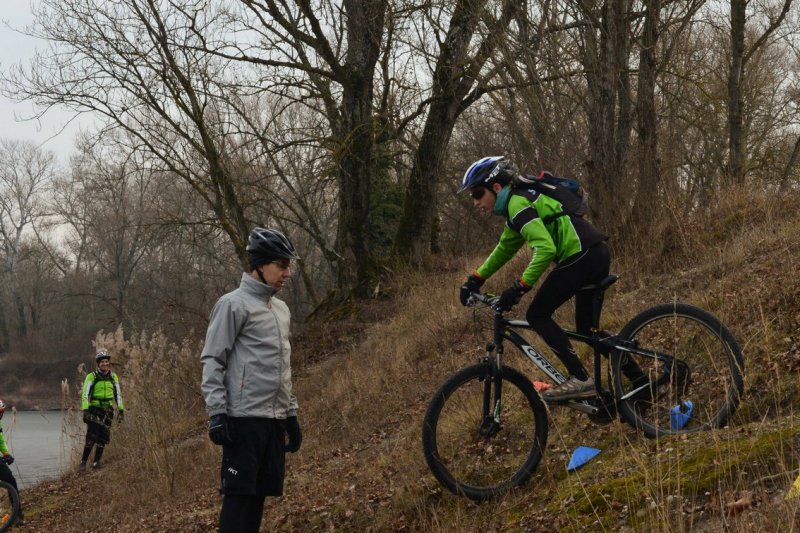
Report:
479,312,506,437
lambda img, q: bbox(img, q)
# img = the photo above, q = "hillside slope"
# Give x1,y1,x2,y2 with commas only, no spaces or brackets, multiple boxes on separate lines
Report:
21,190,800,531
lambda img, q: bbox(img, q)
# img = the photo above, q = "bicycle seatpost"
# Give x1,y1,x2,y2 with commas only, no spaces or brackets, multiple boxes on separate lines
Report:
576,275,619,395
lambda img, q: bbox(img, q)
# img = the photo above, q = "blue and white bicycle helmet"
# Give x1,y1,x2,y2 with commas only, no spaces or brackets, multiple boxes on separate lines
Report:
458,156,516,193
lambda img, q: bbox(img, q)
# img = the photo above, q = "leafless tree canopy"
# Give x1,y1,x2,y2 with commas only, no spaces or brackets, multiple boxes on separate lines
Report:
0,0,797,374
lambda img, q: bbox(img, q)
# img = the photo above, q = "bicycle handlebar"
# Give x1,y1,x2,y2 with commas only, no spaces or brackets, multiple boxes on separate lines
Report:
466,292,502,310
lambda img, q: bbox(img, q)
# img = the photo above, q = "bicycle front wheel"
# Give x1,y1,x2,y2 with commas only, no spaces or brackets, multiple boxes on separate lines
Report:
612,304,744,438
422,363,548,501
0,480,20,532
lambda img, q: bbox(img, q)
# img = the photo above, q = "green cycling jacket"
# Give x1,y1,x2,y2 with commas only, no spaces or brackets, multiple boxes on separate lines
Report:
0,426,8,455
475,185,607,286
82,370,124,411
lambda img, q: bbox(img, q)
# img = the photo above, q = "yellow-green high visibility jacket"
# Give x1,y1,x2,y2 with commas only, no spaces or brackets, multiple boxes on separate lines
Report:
82,370,124,411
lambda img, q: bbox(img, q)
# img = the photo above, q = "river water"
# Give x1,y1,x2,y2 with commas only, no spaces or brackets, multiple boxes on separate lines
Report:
2,411,78,490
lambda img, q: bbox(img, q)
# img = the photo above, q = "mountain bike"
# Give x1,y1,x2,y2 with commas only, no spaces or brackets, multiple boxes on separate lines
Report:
0,457,20,532
422,275,745,501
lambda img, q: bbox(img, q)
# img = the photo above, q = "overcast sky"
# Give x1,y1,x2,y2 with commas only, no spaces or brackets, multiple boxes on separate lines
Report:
1,0,86,162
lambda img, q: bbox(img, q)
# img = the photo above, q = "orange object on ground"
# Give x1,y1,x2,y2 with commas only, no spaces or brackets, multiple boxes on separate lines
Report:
533,381,552,392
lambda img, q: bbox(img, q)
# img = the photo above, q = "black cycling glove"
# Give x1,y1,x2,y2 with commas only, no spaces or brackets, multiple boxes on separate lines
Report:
498,280,531,311
285,416,302,453
459,274,485,306
208,413,233,446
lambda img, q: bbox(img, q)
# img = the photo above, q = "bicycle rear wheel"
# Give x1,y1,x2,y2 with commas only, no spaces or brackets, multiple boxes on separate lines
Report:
422,363,548,501
0,480,20,532
612,304,744,438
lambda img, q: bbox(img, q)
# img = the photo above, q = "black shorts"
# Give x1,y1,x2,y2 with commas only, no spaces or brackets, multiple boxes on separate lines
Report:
85,406,114,445
220,418,286,497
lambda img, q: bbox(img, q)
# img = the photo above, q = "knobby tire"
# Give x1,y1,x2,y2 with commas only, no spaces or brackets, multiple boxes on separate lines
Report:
0,480,19,532
612,303,744,438
422,364,548,501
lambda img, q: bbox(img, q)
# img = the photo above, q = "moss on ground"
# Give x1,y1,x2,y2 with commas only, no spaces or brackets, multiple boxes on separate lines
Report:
536,420,800,530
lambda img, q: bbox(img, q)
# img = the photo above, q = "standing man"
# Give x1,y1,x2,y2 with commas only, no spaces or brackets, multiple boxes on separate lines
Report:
80,350,124,470
201,227,303,533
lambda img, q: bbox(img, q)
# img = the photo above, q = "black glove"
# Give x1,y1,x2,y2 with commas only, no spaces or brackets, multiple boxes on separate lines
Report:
285,416,302,453
497,280,531,311
208,413,233,446
117,410,124,425
2,454,13,465
459,274,485,306
82,410,91,424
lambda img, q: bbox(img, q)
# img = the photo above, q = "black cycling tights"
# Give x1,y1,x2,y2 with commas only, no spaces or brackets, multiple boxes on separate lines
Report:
0,462,17,492
220,494,266,533
81,444,104,463
526,242,610,380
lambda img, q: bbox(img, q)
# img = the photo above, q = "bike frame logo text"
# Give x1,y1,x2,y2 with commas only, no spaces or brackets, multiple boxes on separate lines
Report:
520,344,564,381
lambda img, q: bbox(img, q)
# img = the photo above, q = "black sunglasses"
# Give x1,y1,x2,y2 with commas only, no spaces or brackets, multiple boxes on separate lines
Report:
470,187,488,200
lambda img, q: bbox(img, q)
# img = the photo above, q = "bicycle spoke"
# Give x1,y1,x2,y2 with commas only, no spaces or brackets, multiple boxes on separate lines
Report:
614,304,743,437
437,379,534,486
423,364,548,500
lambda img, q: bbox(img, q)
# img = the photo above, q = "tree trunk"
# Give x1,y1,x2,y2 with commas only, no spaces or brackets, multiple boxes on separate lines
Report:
580,0,633,233
394,116,455,265
727,0,746,186
631,0,661,231
334,0,387,297
394,0,516,265
13,286,26,337
0,286,8,353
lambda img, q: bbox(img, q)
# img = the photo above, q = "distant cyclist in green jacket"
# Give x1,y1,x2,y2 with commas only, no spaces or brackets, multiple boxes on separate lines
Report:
79,350,124,470
459,156,632,401
0,400,23,524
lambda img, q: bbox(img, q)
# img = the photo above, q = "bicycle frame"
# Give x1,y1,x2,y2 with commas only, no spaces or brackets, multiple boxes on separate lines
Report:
499,316,607,415
475,296,686,417
425,290,744,499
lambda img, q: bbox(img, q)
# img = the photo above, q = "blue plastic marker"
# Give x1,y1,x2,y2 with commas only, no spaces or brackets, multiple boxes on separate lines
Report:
670,400,693,430
567,446,601,471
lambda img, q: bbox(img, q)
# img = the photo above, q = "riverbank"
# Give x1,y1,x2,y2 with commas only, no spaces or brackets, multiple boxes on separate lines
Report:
3,411,80,490
0,356,82,411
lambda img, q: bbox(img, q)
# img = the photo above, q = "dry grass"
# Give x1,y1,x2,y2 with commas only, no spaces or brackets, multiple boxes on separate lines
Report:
20,187,800,531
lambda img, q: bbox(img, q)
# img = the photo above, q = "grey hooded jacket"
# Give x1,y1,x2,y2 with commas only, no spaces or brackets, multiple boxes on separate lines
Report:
200,273,298,419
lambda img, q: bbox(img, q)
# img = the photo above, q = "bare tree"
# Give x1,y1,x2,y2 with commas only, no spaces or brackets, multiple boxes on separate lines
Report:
630,0,661,234
66,137,166,329
0,139,55,343
197,0,389,297
393,0,520,264
4,0,254,265
727,0,794,185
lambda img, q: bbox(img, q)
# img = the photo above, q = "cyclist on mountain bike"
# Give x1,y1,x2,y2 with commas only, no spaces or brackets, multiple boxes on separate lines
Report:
0,400,23,524
458,156,638,401
79,350,124,470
